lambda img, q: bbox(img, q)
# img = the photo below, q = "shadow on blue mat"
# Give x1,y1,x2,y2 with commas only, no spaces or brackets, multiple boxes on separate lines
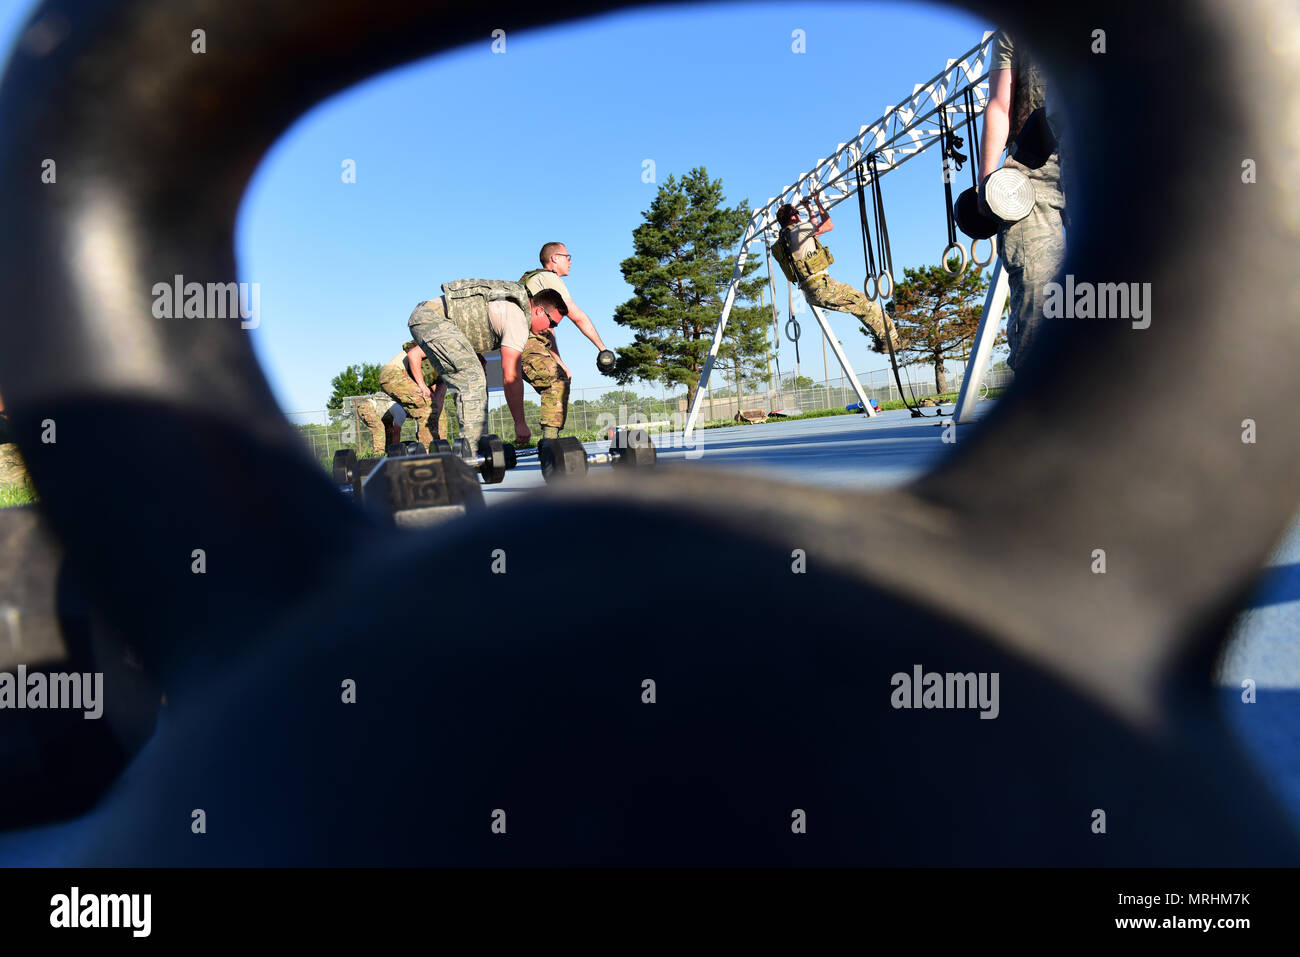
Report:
1245,563,1300,608
1218,688,1300,833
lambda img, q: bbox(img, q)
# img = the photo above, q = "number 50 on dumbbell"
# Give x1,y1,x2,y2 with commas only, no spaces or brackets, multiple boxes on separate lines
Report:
332,434,519,527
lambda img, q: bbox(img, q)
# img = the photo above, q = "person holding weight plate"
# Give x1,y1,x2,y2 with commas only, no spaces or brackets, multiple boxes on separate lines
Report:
977,27,1068,372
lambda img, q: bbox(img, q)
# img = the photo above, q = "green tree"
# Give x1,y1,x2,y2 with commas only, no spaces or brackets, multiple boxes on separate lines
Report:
327,362,384,412
600,389,641,406
611,168,770,411
877,265,1002,394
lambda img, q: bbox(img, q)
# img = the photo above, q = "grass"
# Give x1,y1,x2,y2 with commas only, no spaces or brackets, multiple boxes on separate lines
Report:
527,389,1010,442
314,387,1008,471
690,389,1008,425
0,483,37,507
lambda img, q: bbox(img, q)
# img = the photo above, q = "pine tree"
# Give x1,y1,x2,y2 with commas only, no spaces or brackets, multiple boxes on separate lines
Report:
877,265,1003,393
611,168,770,411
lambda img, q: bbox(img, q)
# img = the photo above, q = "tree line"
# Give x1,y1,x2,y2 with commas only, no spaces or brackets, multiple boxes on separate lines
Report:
325,166,1000,413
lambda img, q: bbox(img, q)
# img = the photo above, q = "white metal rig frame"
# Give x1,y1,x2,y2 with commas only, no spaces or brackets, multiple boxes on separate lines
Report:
684,30,1002,435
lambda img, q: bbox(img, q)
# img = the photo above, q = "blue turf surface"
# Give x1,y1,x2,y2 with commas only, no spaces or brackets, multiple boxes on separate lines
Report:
4,402,1298,860
495,406,1300,829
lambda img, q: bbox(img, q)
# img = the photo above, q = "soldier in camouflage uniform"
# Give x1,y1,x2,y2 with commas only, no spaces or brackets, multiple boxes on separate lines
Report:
518,242,612,440
352,392,405,455
378,340,448,446
978,27,1067,371
773,192,907,354
407,281,569,449
0,391,28,488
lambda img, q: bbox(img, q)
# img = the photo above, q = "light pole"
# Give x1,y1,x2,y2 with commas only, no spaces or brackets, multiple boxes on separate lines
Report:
838,339,845,404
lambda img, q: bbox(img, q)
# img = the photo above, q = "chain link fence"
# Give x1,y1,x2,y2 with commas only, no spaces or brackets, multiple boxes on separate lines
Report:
290,361,1012,465
286,400,465,469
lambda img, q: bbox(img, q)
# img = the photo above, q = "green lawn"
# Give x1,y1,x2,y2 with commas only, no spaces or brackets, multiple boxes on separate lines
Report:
0,484,37,508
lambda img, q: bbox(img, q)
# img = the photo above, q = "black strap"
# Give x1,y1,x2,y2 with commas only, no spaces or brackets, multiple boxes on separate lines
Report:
869,153,895,287
857,153,928,417
854,165,878,284
764,241,783,384
783,263,802,368
939,107,960,249
962,88,981,193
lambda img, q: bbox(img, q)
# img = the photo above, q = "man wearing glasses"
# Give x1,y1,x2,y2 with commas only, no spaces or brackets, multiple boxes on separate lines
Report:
519,242,611,440
407,279,568,449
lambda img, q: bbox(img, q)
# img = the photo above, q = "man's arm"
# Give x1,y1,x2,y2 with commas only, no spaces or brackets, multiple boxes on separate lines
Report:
806,192,833,237
405,345,430,396
979,67,1015,185
559,297,608,353
499,347,531,444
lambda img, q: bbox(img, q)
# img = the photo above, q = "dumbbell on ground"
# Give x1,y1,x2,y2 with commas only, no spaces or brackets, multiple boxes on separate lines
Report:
385,440,428,458
333,447,380,498
382,435,518,485
333,445,483,527
447,435,517,485
538,429,656,483
333,441,443,499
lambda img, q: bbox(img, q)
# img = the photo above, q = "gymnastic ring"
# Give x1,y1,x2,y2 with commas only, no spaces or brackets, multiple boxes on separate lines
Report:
877,271,894,301
942,241,968,276
970,235,996,268
863,274,878,301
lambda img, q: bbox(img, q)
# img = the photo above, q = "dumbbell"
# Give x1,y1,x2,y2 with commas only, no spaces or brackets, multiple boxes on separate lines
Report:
450,434,518,485
331,441,437,499
538,429,656,483
332,447,384,498
385,440,427,457
332,445,485,524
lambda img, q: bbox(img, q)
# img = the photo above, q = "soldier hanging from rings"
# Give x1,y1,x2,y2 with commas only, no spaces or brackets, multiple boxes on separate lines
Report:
772,190,907,354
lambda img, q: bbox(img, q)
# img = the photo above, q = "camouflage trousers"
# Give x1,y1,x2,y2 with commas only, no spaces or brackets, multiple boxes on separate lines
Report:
355,394,403,455
801,274,903,353
378,360,447,446
407,299,489,448
998,152,1067,371
0,442,29,488
520,331,570,430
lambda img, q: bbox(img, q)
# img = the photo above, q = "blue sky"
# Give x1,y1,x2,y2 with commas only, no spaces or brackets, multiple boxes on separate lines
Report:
2,1,995,411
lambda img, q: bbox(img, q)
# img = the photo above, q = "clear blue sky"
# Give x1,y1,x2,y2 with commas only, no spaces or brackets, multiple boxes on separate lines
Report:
2,1,995,411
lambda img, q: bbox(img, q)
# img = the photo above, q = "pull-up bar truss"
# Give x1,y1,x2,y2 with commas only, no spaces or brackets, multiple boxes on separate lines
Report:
685,30,998,435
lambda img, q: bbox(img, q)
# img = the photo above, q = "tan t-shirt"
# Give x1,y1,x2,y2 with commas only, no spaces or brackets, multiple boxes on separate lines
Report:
487,299,529,353
522,270,575,312
784,221,818,261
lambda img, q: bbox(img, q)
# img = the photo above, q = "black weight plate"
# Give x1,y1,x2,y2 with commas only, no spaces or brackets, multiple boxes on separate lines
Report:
612,429,656,469
332,448,357,486
539,436,587,483
477,435,507,485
